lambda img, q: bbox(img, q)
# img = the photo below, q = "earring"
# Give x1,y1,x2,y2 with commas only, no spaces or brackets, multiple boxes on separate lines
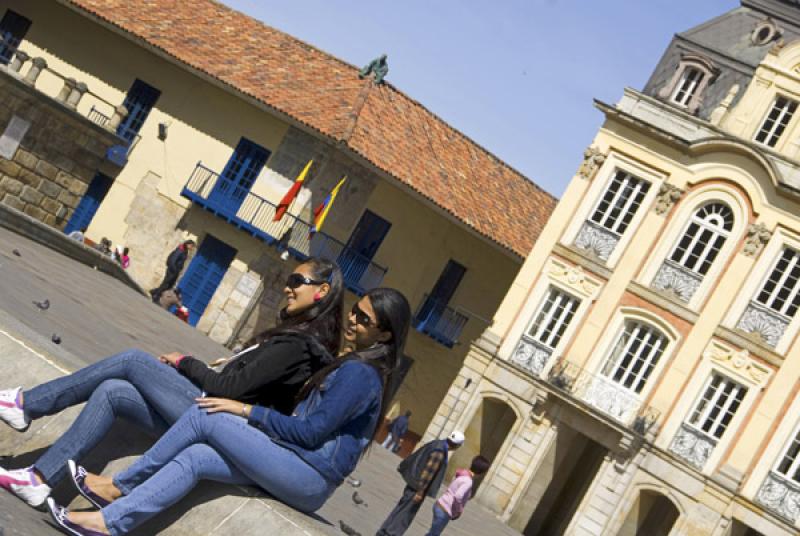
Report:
313,292,322,302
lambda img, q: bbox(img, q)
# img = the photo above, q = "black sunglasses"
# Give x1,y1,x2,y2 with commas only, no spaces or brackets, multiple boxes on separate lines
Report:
286,273,325,289
351,303,377,328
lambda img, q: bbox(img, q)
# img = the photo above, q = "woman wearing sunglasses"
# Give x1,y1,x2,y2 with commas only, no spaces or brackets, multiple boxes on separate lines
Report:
0,257,344,511
48,288,411,536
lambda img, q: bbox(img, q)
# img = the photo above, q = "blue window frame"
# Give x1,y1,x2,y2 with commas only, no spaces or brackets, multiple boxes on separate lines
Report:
414,260,468,347
338,210,391,292
0,10,31,65
64,173,113,234
177,234,237,326
208,137,270,214
117,79,161,143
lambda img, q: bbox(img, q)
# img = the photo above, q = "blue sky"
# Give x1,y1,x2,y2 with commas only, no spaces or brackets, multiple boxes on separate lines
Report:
222,0,737,197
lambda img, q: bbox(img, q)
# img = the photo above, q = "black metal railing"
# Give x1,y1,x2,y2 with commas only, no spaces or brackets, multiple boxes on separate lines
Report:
181,162,388,295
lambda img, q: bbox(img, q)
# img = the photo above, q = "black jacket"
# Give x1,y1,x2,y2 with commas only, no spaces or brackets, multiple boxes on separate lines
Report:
178,332,333,415
397,439,449,497
166,246,188,273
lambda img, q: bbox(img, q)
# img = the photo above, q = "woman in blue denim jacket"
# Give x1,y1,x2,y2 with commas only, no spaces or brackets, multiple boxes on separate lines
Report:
48,288,411,536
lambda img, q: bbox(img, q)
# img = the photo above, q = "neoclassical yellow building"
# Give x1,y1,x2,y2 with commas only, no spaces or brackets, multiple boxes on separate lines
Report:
0,0,555,442
425,1,800,534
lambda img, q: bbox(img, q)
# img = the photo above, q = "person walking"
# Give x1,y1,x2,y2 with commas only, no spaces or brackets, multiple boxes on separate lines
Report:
376,431,465,536
0,258,344,509
46,288,412,536
425,455,491,536
149,240,195,303
381,410,411,452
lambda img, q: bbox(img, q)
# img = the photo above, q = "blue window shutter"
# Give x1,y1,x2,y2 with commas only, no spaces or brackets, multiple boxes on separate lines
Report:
208,137,270,214
177,235,237,326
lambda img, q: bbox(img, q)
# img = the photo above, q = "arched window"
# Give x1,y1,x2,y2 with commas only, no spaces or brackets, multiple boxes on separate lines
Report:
671,67,705,108
670,202,733,275
658,54,718,114
601,320,667,394
652,202,734,303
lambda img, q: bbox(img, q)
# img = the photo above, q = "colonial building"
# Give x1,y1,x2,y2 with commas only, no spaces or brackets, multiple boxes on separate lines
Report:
425,1,800,534
0,0,555,441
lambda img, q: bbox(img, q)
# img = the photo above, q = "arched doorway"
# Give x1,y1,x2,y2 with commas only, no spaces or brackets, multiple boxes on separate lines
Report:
447,397,517,489
617,490,679,536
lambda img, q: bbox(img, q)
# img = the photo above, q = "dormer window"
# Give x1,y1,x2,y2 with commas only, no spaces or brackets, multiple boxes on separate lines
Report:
658,54,718,114
671,67,705,107
755,96,798,148
751,18,782,46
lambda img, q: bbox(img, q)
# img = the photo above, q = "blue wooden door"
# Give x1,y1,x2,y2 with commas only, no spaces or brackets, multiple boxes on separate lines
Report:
338,210,391,291
415,259,466,331
178,235,237,326
0,10,31,64
64,173,113,234
117,79,160,143
208,138,269,214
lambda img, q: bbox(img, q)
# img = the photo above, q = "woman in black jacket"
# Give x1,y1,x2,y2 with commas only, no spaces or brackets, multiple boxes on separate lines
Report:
0,257,344,510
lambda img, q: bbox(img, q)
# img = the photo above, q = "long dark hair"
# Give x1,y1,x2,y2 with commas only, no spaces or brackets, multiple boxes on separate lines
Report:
245,257,345,356
297,288,411,441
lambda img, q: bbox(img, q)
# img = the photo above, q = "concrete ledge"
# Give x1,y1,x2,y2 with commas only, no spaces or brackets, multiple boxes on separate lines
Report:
0,203,146,296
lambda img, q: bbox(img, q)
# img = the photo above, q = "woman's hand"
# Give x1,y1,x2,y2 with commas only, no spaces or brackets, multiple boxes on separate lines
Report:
159,352,184,367
196,397,251,417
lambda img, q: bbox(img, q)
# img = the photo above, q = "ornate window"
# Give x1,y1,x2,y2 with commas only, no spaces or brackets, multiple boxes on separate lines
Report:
736,247,800,347
651,202,734,303
751,18,782,46
755,96,798,148
670,373,747,469
757,424,800,523
512,287,580,376
658,54,718,114
601,321,667,394
574,170,651,262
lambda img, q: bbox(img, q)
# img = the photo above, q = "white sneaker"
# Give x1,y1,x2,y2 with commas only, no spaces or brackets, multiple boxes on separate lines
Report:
0,387,30,431
0,465,51,507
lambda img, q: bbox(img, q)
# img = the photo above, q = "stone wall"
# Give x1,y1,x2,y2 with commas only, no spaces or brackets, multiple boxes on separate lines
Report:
0,68,120,228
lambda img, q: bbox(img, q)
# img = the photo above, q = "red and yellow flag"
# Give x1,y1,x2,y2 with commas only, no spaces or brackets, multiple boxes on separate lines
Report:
273,159,312,222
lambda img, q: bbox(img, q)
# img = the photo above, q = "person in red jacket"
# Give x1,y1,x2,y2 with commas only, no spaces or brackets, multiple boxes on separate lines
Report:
425,455,491,536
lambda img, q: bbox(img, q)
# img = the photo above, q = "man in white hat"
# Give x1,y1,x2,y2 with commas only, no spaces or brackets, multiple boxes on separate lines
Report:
376,430,465,536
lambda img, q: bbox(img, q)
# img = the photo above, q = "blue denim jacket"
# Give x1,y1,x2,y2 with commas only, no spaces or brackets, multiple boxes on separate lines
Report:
248,359,382,485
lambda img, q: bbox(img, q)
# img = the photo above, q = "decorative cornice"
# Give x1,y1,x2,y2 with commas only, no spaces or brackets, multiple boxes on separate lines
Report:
547,257,602,299
704,339,773,387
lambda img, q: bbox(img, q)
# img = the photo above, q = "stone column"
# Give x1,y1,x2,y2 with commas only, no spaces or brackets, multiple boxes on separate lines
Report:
23,57,47,86
8,50,29,73
65,81,88,109
108,104,128,130
56,78,76,103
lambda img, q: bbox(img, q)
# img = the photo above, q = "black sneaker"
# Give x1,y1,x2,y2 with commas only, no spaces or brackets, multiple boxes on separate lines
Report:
46,498,108,536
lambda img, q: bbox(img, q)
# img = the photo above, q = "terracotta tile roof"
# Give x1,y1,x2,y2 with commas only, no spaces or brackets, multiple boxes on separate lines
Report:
63,0,557,257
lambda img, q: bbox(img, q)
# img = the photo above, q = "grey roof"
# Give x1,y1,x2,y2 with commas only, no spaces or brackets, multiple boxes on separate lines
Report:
642,1,800,122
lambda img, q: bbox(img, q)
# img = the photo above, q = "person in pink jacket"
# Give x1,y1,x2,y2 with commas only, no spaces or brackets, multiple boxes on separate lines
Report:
425,455,491,536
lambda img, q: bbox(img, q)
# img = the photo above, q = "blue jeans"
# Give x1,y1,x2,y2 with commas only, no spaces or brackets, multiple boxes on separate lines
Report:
425,502,451,536
103,405,334,535
22,349,201,485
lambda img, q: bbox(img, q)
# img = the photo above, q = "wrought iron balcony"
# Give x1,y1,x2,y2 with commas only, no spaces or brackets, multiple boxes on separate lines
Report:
181,162,387,295
546,359,660,436
756,471,800,524
413,294,470,348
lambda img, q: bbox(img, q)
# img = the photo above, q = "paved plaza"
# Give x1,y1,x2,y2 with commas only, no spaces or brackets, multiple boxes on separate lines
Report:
0,226,521,536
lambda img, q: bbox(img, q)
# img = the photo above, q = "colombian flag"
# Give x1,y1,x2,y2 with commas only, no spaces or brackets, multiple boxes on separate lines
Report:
311,176,347,234
273,159,313,222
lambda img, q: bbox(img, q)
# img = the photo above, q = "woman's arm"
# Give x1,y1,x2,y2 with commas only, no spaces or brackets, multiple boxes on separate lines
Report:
175,339,309,399
250,362,380,449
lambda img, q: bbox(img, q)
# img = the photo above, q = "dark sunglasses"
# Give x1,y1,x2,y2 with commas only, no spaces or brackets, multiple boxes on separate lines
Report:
351,303,377,328
286,273,325,289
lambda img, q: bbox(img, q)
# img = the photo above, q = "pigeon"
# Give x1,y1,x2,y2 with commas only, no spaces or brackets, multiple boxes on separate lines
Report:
339,520,360,536
351,491,367,507
33,299,50,311
51,334,61,345
12,249,20,256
